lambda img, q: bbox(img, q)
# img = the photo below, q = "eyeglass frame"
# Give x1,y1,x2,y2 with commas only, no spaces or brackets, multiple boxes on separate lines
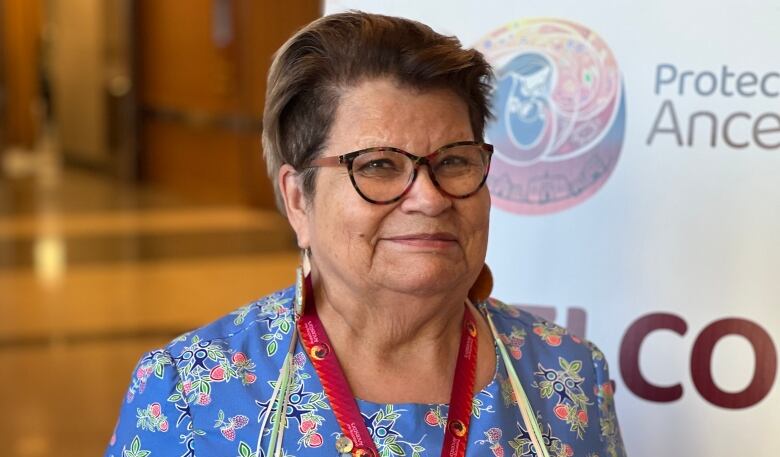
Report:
303,140,494,204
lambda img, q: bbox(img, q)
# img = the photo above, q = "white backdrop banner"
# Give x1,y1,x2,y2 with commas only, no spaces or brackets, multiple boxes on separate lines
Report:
324,1,779,456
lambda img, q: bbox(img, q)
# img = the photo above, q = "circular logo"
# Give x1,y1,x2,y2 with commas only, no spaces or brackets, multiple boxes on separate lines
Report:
310,343,330,360
449,419,467,437
335,435,354,453
466,321,478,337
475,19,626,215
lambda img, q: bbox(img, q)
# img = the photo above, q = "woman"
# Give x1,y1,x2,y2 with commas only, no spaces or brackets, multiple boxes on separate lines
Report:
106,12,626,457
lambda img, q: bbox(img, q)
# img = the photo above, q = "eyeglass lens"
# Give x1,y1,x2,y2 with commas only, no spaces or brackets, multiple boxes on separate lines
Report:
350,144,490,202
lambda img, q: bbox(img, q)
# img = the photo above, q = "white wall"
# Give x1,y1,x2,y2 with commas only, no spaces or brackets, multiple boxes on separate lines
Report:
324,2,780,456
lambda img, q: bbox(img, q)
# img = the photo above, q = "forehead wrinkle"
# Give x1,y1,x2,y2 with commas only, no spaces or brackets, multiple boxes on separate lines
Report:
328,79,473,155
342,110,472,155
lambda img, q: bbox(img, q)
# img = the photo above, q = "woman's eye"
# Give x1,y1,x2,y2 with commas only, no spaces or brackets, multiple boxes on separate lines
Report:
440,156,469,167
436,155,478,173
364,159,395,169
355,158,403,176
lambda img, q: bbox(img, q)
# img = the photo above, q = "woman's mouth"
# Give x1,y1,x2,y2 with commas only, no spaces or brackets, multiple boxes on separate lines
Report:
384,232,458,249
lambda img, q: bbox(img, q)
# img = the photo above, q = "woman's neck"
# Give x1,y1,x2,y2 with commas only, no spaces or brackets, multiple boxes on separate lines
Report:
309,271,496,404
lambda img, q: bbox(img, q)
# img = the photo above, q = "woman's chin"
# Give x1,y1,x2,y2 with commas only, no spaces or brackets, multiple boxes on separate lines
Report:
371,260,472,298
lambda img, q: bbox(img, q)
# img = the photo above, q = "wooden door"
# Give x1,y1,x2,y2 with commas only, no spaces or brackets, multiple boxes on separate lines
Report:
136,0,320,207
0,0,43,149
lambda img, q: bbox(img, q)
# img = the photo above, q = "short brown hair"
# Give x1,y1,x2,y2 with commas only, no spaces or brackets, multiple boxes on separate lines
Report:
262,11,493,212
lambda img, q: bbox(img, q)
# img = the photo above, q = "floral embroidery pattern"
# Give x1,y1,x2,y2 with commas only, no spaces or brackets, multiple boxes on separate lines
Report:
127,350,173,403
257,293,294,357
498,373,517,407
424,393,496,430
122,436,151,457
534,357,592,439
363,405,426,457
473,391,497,418
230,303,256,326
508,421,573,457
256,350,329,451
107,290,626,457
500,326,527,360
532,322,566,347
175,421,202,457
236,441,255,457
595,381,624,457
215,410,249,441
297,413,324,448
488,298,522,317
136,402,169,432
475,427,506,457
424,406,446,428
173,336,258,409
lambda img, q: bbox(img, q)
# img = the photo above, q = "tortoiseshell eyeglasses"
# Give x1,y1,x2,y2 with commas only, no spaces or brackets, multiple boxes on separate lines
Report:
304,141,493,204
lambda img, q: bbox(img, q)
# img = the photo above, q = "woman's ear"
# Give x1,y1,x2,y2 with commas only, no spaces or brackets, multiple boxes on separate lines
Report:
278,164,311,249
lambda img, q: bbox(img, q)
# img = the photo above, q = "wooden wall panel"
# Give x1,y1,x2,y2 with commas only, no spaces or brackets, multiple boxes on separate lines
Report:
137,0,320,207
137,0,240,114
49,0,108,165
237,0,321,208
0,0,43,148
142,118,246,203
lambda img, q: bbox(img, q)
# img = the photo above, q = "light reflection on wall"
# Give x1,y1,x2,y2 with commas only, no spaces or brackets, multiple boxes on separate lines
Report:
34,234,66,284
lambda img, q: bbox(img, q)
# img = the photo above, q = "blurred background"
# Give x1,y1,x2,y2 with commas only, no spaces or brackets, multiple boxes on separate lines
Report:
0,1,319,455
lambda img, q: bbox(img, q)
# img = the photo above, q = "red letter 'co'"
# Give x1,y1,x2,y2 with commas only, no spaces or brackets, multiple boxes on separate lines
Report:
619,313,777,409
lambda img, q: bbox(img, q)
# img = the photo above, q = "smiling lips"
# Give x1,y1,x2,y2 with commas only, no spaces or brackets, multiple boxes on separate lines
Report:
384,232,458,249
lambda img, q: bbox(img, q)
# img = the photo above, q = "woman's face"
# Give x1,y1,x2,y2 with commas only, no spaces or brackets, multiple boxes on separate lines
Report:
288,78,490,298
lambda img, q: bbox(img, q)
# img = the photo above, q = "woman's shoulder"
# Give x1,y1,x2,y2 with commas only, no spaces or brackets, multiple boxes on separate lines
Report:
481,297,625,456
160,284,297,359
482,296,607,364
107,286,298,455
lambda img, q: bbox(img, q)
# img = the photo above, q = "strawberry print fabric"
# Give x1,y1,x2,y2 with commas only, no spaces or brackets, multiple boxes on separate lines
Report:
106,285,627,457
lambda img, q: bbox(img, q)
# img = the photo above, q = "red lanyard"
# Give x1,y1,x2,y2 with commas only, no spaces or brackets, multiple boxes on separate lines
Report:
296,274,479,457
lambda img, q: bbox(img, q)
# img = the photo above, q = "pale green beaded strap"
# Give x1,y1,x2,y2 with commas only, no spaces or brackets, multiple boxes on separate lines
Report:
480,303,551,457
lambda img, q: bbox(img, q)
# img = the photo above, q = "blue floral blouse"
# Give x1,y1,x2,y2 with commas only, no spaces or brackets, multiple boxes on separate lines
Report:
106,285,627,457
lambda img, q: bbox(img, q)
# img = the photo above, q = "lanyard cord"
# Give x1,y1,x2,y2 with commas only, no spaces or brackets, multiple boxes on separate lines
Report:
254,270,305,457
478,301,551,457
255,326,297,457
255,270,550,457
297,273,479,457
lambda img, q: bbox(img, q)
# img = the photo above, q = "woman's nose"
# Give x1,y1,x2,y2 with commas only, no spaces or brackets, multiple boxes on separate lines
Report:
399,166,452,215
